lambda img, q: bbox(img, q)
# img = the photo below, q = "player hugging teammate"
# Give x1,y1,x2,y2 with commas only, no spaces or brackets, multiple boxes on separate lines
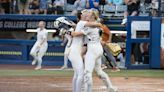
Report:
60,9,118,92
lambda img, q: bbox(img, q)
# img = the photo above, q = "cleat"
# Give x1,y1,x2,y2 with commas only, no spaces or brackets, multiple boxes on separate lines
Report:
60,66,68,70
111,67,120,72
108,86,118,92
35,66,41,70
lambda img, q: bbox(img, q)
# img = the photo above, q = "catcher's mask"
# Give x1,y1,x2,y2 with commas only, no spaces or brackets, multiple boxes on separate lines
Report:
54,17,75,35
54,17,75,28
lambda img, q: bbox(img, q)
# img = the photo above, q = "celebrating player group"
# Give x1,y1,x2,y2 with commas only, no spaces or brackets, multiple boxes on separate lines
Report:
60,9,117,92
30,9,118,92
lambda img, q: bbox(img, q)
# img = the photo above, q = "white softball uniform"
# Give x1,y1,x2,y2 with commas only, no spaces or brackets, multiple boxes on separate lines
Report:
68,20,86,92
83,27,114,92
64,34,72,54
62,34,72,68
30,28,48,68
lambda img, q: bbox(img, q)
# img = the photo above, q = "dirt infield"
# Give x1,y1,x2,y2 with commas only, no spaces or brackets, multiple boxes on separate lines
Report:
0,76,164,92
0,64,164,92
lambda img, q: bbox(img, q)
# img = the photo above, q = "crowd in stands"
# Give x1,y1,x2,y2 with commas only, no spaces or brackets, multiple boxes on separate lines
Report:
0,0,65,14
0,0,99,15
0,0,161,27
0,0,160,17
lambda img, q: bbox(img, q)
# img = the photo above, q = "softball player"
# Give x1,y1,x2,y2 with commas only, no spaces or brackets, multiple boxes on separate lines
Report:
69,9,106,92
85,10,117,92
60,30,73,70
68,10,99,92
68,10,88,92
30,21,48,70
72,10,117,92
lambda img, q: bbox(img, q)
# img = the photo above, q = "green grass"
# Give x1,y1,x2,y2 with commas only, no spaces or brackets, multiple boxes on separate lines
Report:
0,69,164,78
0,70,73,77
105,69,164,77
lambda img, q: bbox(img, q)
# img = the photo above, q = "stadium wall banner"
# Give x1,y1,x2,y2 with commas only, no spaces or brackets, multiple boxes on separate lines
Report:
161,19,164,68
0,15,76,31
0,21,55,30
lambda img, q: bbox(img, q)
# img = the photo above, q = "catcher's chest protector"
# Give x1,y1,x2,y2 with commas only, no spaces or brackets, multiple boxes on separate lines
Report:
101,24,110,42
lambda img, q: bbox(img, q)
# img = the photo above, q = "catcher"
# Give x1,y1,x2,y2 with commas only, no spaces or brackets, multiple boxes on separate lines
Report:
54,17,76,70
100,18,121,72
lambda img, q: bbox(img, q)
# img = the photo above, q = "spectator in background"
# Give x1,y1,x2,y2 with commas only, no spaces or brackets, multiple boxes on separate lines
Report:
86,0,100,10
47,0,53,14
29,0,40,14
10,0,19,14
19,0,29,14
0,1,4,14
121,0,140,25
71,0,86,15
52,0,64,14
151,0,159,16
1,0,11,14
99,18,120,72
139,42,149,64
39,0,47,14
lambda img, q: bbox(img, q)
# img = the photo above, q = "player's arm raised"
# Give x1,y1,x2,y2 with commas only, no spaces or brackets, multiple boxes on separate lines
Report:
84,22,102,27
71,22,102,37
71,31,84,36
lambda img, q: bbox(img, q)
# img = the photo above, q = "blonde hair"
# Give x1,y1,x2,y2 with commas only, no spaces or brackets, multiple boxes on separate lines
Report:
89,9,99,21
81,9,88,15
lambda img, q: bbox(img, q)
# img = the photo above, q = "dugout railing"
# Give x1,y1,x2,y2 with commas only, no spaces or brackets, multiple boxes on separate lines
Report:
126,16,162,69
